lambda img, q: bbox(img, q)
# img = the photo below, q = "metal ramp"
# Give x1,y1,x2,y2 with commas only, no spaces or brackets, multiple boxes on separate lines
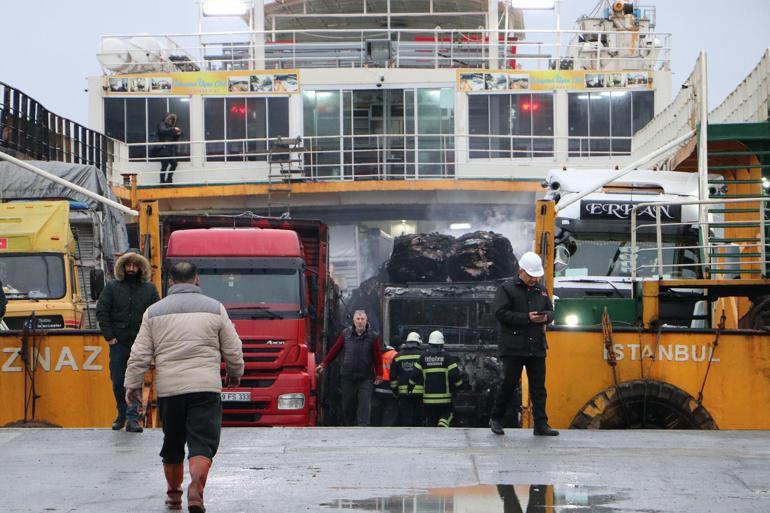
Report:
267,136,305,218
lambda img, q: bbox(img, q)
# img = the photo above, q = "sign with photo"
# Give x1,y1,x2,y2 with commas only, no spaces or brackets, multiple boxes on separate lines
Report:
457,70,653,92
105,70,300,95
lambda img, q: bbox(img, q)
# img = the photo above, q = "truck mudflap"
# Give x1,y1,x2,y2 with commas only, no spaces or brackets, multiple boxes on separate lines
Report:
221,368,313,427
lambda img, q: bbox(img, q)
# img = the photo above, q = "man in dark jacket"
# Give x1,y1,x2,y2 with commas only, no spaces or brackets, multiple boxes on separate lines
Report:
390,331,424,426
489,251,559,436
96,251,160,432
316,310,383,426
410,330,463,427
157,112,181,184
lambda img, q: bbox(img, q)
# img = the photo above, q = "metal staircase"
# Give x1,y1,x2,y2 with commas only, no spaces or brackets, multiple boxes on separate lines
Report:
267,136,305,218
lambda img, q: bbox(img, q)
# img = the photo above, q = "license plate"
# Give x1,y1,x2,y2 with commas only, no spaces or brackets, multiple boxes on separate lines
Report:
221,391,251,402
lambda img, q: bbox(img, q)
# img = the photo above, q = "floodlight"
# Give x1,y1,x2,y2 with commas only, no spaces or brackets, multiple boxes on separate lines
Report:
202,0,251,17
510,0,556,9
450,223,472,230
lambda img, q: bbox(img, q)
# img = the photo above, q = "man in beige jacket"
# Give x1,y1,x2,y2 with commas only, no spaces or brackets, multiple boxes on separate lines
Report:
125,261,243,513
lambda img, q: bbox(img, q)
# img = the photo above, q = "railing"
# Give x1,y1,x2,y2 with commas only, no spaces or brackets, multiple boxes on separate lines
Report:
0,82,116,174
116,132,636,186
631,53,706,168
711,48,770,123
98,28,671,72
631,197,769,279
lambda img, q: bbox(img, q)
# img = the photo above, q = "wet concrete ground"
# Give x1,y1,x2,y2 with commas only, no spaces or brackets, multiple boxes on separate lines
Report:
0,428,768,513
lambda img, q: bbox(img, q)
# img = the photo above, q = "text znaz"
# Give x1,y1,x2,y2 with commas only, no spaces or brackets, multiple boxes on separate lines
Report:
604,343,720,362
1,346,104,372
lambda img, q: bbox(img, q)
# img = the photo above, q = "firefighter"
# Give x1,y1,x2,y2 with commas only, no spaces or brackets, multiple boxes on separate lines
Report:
389,331,424,426
371,343,398,426
410,330,463,427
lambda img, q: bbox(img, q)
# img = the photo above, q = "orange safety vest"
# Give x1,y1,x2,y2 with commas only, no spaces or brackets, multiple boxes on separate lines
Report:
381,349,397,381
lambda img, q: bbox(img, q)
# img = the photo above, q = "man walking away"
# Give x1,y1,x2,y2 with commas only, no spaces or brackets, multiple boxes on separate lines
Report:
124,262,244,513
371,343,398,426
411,330,462,427
316,310,383,426
96,251,159,433
390,331,424,426
489,251,559,437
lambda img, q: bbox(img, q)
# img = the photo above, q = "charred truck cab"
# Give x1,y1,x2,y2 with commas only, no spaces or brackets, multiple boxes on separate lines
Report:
382,282,518,427
545,169,705,327
163,216,331,427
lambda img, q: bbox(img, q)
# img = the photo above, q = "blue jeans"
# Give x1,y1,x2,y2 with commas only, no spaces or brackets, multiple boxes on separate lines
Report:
109,343,140,422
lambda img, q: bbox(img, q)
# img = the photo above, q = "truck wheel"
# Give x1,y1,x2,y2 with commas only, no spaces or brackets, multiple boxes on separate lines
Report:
569,380,718,429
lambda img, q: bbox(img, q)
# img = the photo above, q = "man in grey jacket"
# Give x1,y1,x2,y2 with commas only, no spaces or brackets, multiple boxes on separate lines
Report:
125,262,243,513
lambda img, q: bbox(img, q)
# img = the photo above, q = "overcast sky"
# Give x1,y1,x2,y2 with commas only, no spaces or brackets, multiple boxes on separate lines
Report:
1,0,768,126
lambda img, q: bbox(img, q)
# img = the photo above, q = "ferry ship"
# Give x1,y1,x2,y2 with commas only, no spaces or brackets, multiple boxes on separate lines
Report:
87,0,671,290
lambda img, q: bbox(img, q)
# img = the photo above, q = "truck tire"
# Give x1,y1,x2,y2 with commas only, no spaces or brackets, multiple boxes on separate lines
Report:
569,380,718,429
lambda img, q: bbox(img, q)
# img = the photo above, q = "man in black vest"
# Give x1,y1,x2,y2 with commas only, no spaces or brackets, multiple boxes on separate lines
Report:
316,310,383,426
489,252,559,436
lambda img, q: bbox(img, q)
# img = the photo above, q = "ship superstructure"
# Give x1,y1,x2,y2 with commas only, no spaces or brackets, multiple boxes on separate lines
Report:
88,0,672,289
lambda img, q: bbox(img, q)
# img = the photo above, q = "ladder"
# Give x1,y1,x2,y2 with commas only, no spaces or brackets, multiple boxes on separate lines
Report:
267,136,305,218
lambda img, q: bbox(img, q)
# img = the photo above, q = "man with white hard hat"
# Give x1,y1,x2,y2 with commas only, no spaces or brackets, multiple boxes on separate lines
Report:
489,252,559,436
410,330,463,427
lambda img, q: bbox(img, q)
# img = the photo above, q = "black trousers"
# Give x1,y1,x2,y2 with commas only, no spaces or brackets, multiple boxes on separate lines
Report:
497,484,548,513
158,392,222,464
160,159,177,183
371,392,398,426
492,356,548,426
340,376,373,426
108,343,140,422
397,395,423,427
423,403,453,427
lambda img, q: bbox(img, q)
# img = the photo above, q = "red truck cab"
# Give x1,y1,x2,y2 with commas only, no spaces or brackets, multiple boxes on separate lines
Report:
163,217,330,426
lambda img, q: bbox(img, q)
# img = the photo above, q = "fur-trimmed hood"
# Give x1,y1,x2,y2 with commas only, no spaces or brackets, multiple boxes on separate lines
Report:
114,252,152,282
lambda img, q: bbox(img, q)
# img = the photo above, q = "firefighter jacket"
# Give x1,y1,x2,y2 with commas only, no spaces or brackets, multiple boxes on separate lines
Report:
410,345,463,405
389,341,423,396
494,275,553,358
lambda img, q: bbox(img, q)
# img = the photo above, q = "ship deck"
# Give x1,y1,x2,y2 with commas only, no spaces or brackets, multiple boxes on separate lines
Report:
1,427,768,512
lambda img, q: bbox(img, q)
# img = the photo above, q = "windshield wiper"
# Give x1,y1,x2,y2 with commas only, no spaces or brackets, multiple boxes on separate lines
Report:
225,305,284,319
556,278,626,298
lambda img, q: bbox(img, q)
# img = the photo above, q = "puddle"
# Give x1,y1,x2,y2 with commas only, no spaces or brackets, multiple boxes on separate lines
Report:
322,484,635,512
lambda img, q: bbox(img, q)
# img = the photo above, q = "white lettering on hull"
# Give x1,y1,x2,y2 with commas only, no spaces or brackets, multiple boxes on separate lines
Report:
603,344,720,363
1,346,104,372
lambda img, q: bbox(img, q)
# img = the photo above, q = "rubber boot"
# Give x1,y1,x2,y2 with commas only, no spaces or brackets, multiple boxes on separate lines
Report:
187,456,212,513
163,463,184,510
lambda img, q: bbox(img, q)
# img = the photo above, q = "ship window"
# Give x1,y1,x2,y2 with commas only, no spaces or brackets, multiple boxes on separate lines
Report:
204,96,289,162
568,90,653,157
468,93,553,159
103,97,191,162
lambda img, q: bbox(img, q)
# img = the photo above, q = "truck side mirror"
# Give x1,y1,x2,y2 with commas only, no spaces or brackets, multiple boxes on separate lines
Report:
90,269,105,300
554,245,571,272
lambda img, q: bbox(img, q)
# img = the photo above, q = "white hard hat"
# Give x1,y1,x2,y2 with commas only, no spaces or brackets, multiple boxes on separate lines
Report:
519,251,544,277
405,332,422,343
428,330,445,345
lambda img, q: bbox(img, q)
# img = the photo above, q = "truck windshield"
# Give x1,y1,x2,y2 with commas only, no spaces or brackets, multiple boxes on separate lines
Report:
388,298,497,346
198,268,301,308
0,255,66,299
557,238,700,279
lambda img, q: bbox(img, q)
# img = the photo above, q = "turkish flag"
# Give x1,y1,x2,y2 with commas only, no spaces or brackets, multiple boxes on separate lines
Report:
0,238,6,249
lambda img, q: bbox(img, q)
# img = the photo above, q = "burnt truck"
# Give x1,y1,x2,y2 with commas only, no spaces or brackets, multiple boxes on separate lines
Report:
378,232,521,427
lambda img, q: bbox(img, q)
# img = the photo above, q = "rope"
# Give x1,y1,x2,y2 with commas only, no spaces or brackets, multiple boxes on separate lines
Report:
697,309,726,405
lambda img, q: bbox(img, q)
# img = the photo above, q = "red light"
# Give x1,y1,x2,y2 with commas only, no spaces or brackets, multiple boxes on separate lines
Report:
532,102,540,111
521,102,530,111
230,105,247,115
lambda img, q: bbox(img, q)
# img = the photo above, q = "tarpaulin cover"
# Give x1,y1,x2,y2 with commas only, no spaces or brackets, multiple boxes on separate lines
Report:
0,161,129,267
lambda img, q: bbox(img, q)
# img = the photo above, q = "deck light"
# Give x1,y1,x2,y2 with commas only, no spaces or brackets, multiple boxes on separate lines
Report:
510,0,556,9
202,0,251,17
450,223,472,230
565,314,579,326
